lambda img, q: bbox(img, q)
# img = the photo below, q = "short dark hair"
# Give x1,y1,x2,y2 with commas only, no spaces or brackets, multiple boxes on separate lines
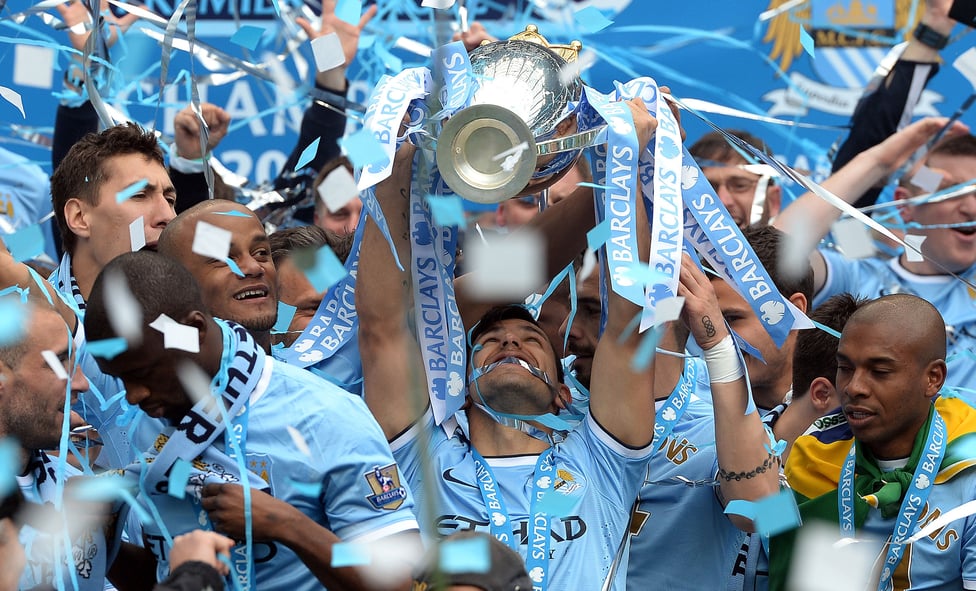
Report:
51,123,165,255
743,224,814,303
85,251,207,344
269,225,354,266
689,129,772,164
792,293,865,396
470,304,565,386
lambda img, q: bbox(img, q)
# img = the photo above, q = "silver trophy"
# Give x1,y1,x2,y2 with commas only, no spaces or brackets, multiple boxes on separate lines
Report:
436,26,602,204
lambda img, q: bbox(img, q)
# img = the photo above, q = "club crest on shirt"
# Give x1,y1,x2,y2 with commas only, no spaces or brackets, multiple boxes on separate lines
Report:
553,469,583,495
248,453,274,485
364,464,407,510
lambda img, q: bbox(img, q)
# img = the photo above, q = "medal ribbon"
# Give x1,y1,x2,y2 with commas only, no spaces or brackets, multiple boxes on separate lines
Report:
471,448,556,590
837,411,946,591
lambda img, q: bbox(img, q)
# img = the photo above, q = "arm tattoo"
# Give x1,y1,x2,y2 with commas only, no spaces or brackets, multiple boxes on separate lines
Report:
701,316,717,338
717,453,781,482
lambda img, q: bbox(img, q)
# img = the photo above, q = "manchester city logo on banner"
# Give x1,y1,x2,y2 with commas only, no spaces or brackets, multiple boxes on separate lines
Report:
760,0,943,117
364,464,408,511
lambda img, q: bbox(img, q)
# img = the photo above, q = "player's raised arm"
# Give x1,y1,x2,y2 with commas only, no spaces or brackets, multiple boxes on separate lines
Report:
587,98,658,449
0,237,77,330
773,116,966,292
357,143,430,440
677,255,778,530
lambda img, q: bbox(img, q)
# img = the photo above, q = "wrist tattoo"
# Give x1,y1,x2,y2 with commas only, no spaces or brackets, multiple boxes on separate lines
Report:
702,316,717,338
717,454,780,482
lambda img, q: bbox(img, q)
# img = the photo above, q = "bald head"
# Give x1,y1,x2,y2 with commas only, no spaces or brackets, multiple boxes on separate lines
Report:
158,200,260,259
846,294,946,363
156,200,278,348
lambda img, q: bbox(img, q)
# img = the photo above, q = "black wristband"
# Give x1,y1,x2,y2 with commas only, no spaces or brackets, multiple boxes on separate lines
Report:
913,22,950,50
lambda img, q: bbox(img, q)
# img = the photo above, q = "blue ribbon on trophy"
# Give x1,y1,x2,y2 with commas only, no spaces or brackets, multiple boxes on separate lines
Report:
609,78,685,331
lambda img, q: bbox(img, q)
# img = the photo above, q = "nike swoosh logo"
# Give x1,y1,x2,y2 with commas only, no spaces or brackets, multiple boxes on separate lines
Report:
442,468,479,490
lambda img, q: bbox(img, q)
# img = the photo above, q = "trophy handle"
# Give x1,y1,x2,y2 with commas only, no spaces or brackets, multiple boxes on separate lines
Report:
535,124,606,156
436,104,538,204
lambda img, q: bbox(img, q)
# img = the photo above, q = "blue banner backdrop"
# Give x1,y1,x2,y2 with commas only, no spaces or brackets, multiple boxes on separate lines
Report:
0,0,971,189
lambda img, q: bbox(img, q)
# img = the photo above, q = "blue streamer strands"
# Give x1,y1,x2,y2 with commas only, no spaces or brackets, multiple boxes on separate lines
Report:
440,536,491,573
725,489,801,538
332,542,371,567
116,178,148,203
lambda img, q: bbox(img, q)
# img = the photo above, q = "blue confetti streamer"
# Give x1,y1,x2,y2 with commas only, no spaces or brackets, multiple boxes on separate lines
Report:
295,136,321,172
440,536,490,573
331,542,371,567
116,178,148,203
230,26,265,51
87,338,129,360
167,458,192,500
273,302,297,333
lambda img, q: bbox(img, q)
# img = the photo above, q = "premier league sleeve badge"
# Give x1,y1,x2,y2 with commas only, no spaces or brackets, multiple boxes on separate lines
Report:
364,464,408,510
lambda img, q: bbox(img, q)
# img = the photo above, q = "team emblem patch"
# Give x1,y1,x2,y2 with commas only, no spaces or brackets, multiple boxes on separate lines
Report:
364,464,408,510
554,469,583,495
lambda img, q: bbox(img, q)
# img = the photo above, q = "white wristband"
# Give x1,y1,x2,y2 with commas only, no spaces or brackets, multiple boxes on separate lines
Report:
702,334,745,383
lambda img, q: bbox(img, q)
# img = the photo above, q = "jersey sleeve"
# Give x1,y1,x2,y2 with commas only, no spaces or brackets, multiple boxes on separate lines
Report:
565,413,654,508
310,393,420,542
814,249,876,308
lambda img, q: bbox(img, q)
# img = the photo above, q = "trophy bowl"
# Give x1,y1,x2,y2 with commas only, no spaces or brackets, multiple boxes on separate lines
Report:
436,27,585,204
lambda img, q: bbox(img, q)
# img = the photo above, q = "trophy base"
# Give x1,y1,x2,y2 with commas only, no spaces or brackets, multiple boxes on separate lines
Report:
436,104,538,205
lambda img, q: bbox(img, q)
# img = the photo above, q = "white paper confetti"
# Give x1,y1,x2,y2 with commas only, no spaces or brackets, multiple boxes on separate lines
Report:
653,296,685,325
579,248,597,282
393,36,433,58
149,314,200,353
311,33,345,72
128,216,146,252
492,142,529,173
789,522,881,591
904,234,926,262
14,45,54,89
953,47,976,90
176,360,212,406
286,425,312,457
103,269,143,344
191,220,232,261
318,166,359,213
558,49,597,86
910,165,944,194
465,230,544,301
778,214,813,282
831,217,877,260
41,350,68,380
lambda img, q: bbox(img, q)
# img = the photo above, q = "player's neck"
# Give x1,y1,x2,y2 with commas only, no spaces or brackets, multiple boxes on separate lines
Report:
468,408,550,457
70,247,100,301
252,329,271,354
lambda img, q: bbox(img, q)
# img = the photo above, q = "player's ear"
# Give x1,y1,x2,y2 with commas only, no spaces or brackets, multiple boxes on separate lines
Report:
553,384,572,410
809,377,836,413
